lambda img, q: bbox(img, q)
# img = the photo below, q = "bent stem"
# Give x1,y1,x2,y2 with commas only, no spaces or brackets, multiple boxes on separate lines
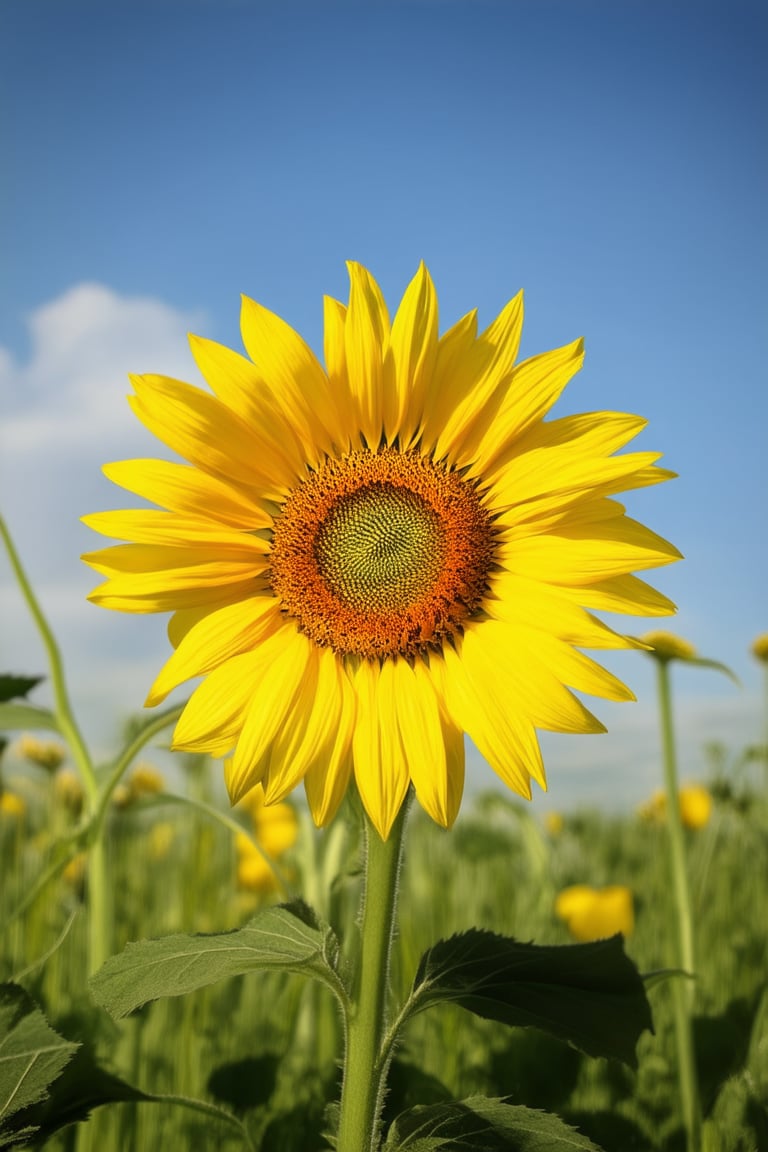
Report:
656,659,701,1152
0,515,108,974
336,800,409,1152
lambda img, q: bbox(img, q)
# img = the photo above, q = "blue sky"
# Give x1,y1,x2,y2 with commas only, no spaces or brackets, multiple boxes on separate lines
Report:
1,0,766,810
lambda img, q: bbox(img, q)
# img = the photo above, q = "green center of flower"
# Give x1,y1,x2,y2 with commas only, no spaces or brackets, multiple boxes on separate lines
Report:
314,484,446,613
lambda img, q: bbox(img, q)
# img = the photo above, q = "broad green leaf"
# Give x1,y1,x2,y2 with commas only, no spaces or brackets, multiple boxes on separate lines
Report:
408,930,652,1067
0,677,44,705
91,902,343,1018
0,703,60,735
0,984,78,1137
11,1040,149,1143
383,1097,603,1150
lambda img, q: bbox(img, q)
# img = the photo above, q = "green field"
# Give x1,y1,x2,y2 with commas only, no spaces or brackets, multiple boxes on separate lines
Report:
1,743,766,1151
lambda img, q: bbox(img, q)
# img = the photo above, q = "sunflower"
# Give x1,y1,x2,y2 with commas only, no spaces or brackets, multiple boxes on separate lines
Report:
83,263,680,838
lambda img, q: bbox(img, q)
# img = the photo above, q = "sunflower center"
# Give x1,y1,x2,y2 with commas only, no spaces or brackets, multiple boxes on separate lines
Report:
315,484,446,614
269,448,494,659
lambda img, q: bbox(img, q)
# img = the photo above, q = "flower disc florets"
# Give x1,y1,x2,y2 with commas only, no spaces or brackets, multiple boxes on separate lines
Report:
270,447,494,659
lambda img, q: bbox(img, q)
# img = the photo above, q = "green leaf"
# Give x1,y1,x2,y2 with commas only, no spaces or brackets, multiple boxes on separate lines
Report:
90,901,343,1018
383,1097,603,1150
0,678,44,706
0,704,60,735
0,984,78,1141
408,930,652,1067
10,1032,149,1144
687,656,740,685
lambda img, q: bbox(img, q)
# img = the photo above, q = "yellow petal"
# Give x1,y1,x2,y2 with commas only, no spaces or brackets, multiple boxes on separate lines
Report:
323,296,356,450
227,629,313,803
344,262,392,449
486,571,640,650
352,659,409,839
82,510,271,550
304,657,357,826
102,459,269,529
172,647,271,753
485,448,665,519
189,334,308,477
432,294,525,466
146,595,282,705
129,374,293,498
470,338,585,471
440,643,542,797
388,263,438,448
559,574,677,616
391,658,459,828
497,515,682,584
263,646,344,803
240,295,341,462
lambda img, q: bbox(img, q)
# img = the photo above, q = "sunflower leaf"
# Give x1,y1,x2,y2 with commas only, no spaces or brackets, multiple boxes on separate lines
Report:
382,1096,604,1150
0,984,79,1142
0,703,60,735
407,930,652,1067
90,901,344,1018
0,676,44,705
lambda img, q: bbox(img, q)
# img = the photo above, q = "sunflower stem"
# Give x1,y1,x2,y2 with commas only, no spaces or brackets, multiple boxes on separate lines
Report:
0,515,109,974
655,658,701,1152
336,800,409,1152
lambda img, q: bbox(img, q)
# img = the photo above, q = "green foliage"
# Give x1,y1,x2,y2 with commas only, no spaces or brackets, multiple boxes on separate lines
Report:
0,984,78,1146
0,678,44,706
408,931,652,1067
0,705,60,736
0,677,58,737
90,902,344,1019
382,1096,603,1150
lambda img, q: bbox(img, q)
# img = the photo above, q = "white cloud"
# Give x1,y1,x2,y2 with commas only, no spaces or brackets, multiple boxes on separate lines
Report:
0,284,207,753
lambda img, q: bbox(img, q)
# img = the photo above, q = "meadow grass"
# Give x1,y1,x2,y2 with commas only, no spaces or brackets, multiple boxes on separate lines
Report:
1,753,766,1151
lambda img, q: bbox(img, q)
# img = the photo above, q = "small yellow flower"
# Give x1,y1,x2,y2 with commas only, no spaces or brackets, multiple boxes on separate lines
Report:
638,784,712,830
641,631,697,662
0,791,26,819
237,783,298,858
554,884,634,941
148,821,175,860
17,734,66,771
751,633,768,663
637,789,666,824
63,852,87,886
128,762,165,798
234,830,278,893
53,768,84,815
544,811,564,837
112,784,132,808
678,784,712,829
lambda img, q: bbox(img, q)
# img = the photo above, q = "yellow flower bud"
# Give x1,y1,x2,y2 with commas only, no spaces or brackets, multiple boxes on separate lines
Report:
128,762,165,798
544,811,564,837
17,734,66,771
641,631,697,662
0,791,26,819
53,768,84,815
751,633,768,663
678,784,712,829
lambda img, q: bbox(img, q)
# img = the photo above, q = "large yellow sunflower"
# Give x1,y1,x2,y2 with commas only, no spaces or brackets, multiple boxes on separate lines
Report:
83,263,680,838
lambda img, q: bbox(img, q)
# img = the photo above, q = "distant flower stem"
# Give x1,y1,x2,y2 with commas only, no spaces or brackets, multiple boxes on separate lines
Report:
336,799,409,1152
655,658,702,1152
0,515,108,974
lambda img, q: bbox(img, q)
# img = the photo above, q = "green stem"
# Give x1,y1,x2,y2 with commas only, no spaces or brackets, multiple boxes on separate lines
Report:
0,515,110,975
336,801,408,1152
656,659,701,1152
